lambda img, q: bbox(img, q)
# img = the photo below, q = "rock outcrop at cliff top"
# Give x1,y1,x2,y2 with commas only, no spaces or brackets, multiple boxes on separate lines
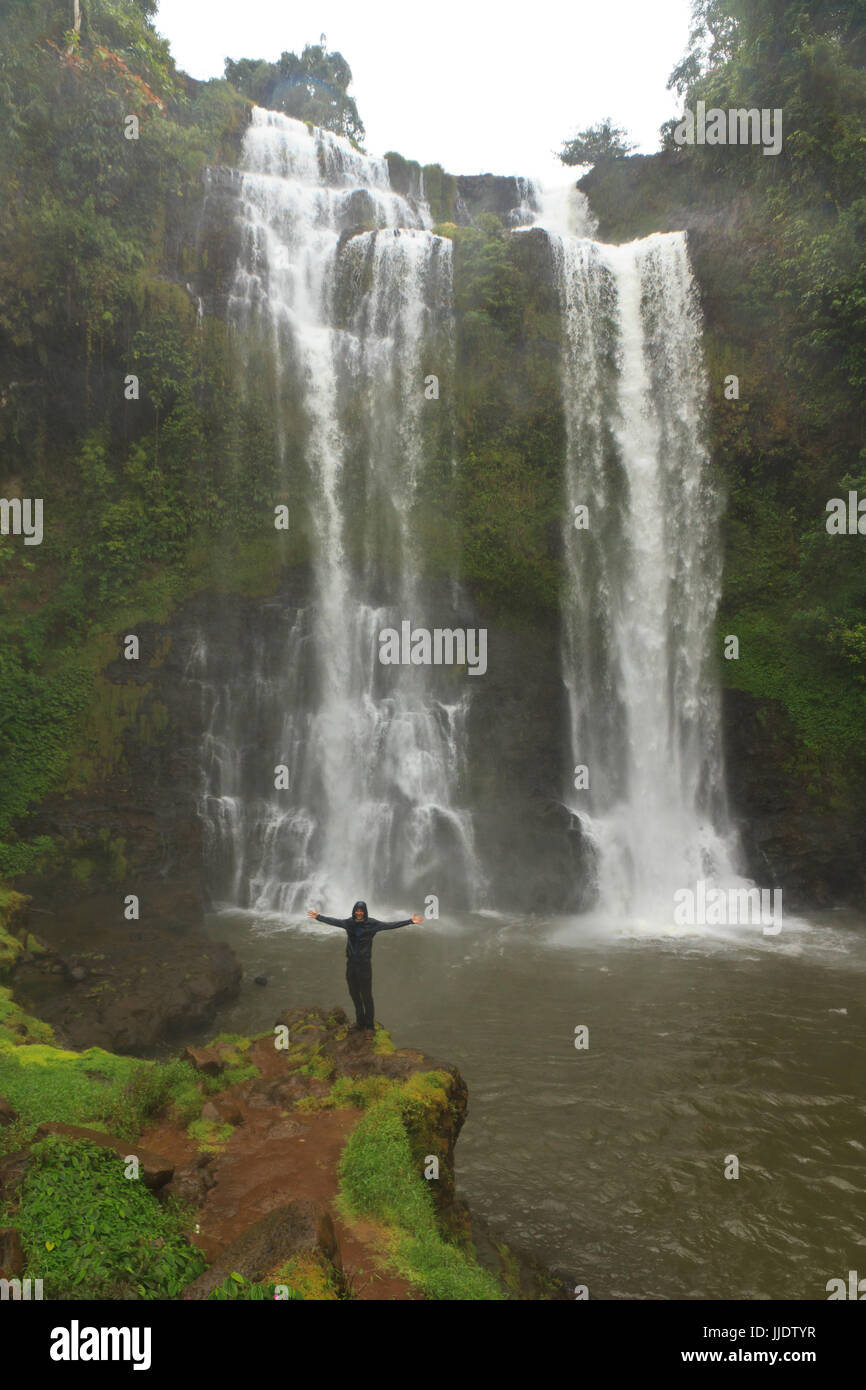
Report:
166,1006,569,1300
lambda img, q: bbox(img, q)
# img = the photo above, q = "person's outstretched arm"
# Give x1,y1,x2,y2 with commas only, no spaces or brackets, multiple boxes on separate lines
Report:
368,913,425,932
307,910,347,928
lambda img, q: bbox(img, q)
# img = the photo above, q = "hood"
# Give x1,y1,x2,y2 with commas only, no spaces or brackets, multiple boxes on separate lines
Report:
351,900,369,922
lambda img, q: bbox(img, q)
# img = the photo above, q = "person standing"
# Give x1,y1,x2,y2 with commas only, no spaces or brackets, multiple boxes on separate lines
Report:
307,899,424,1030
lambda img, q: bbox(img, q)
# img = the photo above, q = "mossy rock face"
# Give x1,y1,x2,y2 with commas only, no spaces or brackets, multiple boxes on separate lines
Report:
384,150,422,199
0,990,56,1045
274,1248,342,1300
396,1069,467,1211
0,891,31,982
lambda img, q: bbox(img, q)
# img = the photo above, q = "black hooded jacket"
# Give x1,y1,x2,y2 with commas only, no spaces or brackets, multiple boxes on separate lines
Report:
313,901,413,963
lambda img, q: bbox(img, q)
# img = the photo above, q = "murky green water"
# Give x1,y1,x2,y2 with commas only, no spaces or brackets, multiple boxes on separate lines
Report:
203,907,866,1299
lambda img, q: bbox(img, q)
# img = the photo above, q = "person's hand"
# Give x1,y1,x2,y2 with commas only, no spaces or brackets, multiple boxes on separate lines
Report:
411,913,424,924
307,909,318,919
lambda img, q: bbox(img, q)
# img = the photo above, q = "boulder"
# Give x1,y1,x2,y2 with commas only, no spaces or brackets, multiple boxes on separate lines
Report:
182,1045,224,1076
182,1198,340,1300
264,1075,330,1107
32,1122,174,1191
158,1155,216,1207
201,1095,243,1126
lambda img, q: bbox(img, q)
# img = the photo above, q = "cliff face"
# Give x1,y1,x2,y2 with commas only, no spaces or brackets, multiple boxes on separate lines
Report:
16,579,586,921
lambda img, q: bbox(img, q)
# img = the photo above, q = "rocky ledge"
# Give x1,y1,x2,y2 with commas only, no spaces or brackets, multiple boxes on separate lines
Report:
0,1002,569,1300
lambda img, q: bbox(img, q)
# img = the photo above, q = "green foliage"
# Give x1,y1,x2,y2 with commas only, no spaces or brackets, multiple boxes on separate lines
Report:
187,1116,234,1152
0,0,261,862
0,984,54,1047
452,220,565,614
325,1074,396,1109
0,1029,201,1148
224,43,364,143
339,1082,503,1300
4,1136,206,1299
421,163,458,222
559,118,636,166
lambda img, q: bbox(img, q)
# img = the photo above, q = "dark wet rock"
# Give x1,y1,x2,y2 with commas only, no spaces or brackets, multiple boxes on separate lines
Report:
158,1155,217,1207
9,890,242,1056
253,974,268,987
724,688,866,910
337,187,376,230
182,1198,340,1299
456,173,525,221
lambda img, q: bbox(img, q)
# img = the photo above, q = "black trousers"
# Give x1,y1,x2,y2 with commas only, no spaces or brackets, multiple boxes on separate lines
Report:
346,958,375,1028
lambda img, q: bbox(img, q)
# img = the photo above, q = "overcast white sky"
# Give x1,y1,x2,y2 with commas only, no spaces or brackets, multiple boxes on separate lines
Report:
155,0,692,185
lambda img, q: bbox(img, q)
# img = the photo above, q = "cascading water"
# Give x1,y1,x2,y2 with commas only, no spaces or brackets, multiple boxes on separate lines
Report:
528,188,741,923
193,109,484,915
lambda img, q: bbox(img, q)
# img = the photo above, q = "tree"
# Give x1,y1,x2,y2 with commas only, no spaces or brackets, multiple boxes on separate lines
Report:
558,118,636,167
224,43,365,143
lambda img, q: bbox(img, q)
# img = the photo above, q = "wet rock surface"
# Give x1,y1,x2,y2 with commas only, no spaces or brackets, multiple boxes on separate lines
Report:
10,888,242,1054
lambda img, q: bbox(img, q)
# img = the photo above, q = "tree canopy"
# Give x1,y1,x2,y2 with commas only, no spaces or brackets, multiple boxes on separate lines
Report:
558,119,636,167
224,43,365,144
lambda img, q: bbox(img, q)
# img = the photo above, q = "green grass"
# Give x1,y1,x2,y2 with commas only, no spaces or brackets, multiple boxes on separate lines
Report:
186,1116,234,1152
0,1028,203,1154
0,986,55,1046
338,1085,503,1301
4,1136,206,1299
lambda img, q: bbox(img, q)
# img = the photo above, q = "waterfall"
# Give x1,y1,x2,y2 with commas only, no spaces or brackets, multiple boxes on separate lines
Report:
529,191,740,922
194,109,484,915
